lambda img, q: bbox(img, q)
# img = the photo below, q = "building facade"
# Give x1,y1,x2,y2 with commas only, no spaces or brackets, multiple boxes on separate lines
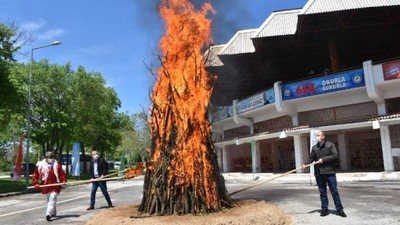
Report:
208,0,400,173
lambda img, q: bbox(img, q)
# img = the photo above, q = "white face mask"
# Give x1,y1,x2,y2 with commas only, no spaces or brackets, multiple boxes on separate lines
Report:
316,136,321,142
93,155,99,160
46,158,55,164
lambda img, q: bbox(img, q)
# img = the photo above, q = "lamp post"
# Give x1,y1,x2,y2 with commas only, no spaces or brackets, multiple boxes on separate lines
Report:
26,41,61,190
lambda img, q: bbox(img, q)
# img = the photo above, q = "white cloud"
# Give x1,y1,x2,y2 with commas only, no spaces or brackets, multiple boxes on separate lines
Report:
36,28,66,41
20,19,46,32
19,19,65,41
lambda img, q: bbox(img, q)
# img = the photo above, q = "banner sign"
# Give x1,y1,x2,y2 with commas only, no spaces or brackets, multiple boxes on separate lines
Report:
227,88,275,116
282,69,365,101
212,89,274,122
237,93,265,114
71,143,80,176
211,107,228,122
382,61,400,81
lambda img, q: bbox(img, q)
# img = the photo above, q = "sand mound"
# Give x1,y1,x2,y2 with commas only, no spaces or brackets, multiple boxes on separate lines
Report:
85,199,292,225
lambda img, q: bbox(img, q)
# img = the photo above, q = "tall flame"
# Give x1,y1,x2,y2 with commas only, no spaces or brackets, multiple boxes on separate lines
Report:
145,0,226,213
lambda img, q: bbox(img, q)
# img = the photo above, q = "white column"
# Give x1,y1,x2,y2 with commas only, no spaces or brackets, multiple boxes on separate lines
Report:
216,147,223,172
380,125,394,171
293,135,303,173
377,103,387,115
337,133,349,170
363,60,386,115
222,146,229,172
251,140,261,173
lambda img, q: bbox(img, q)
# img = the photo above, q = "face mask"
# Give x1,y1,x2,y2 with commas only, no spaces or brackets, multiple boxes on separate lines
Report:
46,158,55,164
316,136,321,142
93,155,99,160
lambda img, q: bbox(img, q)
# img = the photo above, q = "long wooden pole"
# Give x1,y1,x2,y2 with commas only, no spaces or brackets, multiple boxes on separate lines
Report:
229,162,317,196
28,167,134,190
28,177,125,189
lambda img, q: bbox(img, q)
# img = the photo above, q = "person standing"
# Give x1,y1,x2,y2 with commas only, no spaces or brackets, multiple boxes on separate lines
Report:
302,130,347,217
87,150,113,210
32,151,67,221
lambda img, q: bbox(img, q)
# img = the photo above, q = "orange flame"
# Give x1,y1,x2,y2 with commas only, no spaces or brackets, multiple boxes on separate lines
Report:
149,0,219,211
124,162,146,179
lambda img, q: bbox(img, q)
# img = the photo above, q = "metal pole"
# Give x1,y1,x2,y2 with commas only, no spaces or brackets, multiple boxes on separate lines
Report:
25,41,61,190
25,49,33,190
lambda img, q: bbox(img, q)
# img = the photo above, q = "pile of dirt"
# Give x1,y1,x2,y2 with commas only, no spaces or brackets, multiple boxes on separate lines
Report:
85,199,292,225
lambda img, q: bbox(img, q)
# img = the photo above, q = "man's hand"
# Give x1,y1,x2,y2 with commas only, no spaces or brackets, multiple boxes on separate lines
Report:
34,184,40,191
316,158,323,164
301,164,306,170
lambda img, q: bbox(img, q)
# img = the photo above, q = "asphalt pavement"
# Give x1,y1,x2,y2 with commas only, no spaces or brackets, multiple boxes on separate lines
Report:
0,172,399,225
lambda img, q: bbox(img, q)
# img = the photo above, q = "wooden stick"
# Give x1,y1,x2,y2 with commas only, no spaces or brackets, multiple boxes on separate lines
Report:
28,176,125,189
28,167,135,190
229,162,317,196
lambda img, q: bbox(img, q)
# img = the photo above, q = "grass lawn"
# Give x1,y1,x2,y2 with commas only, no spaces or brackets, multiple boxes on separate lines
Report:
0,178,32,194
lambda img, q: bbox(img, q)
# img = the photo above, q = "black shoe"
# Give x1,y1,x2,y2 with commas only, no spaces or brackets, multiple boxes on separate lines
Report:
86,206,94,210
337,209,347,217
46,215,51,221
320,209,329,217
108,204,114,208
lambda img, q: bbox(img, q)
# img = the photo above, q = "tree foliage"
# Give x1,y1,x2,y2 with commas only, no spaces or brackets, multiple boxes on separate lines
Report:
0,23,26,136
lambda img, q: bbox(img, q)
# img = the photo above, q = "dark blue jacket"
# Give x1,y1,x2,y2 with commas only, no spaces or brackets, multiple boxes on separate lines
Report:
306,141,338,175
89,158,109,179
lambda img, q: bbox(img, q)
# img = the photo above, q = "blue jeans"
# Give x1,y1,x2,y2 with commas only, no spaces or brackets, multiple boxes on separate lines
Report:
315,174,343,210
90,181,112,207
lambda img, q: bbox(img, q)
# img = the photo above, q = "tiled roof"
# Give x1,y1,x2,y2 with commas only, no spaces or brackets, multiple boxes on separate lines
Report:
204,45,225,67
219,29,257,55
300,0,400,15
253,9,300,39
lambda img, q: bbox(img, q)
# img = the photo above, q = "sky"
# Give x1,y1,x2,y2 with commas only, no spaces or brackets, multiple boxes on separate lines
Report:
0,0,308,114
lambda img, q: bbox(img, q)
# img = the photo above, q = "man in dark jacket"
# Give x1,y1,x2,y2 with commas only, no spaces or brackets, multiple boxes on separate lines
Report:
302,130,346,217
86,150,113,210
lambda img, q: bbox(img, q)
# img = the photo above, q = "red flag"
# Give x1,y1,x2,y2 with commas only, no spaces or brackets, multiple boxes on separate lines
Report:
13,134,24,181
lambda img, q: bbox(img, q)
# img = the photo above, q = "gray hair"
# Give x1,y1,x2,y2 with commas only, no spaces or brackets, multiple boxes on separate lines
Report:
45,151,54,158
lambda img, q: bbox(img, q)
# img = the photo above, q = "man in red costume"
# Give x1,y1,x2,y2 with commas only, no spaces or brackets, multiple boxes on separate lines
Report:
32,151,67,221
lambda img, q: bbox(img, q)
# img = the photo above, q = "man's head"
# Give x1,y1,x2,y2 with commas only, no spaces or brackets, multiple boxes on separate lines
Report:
316,130,325,143
91,151,99,160
45,151,55,164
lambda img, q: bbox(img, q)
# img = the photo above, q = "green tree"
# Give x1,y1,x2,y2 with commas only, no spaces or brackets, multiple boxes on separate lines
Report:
0,23,26,139
116,112,150,166
71,66,123,172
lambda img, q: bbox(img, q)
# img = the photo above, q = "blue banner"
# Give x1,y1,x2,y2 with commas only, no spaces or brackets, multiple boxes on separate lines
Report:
71,143,80,176
211,107,228,122
282,69,365,101
227,88,275,116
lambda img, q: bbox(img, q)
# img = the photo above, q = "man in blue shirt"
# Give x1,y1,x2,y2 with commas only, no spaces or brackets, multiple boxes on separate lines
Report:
87,150,113,210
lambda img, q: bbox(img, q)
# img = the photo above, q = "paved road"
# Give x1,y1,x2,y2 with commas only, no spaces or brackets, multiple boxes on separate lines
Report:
227,176,400,225
0,175,399,225
0,177,145,225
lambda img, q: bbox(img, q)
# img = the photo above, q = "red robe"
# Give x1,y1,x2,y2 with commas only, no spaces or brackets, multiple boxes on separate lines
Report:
32,160,67,194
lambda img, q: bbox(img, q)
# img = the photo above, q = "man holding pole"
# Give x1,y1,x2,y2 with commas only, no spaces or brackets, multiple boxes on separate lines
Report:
86,150,113,210
32,151,67,221
302,130,346,218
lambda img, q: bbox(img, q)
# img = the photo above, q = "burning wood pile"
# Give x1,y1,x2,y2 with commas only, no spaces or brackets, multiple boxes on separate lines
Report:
139,0,233,215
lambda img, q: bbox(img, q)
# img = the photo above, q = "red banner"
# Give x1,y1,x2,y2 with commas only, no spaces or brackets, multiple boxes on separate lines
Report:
13,134,24,180
382,61,400,81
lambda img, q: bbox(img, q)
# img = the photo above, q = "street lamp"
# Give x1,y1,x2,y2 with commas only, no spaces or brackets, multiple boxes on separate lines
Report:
26,41,62,190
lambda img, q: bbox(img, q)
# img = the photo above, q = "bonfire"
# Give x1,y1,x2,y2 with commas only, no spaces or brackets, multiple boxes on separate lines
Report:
139,0,233,215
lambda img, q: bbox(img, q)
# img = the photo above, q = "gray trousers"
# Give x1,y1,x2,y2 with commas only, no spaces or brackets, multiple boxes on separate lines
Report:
46,192,58,216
